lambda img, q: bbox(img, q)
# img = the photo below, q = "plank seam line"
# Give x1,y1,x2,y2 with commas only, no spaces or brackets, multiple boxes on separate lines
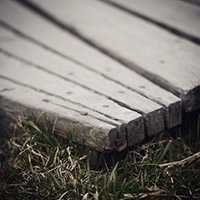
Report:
100,0,200,45
0,21,176,109
0,47,147,117
0,73,126,125
13,0,184,98
0,46,114,104
0,75,120,127
180,0,200,7
0,20,94,77
116,58,184,97
51,102,120,127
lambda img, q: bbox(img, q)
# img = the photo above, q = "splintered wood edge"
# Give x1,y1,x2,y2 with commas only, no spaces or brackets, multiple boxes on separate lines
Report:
144,108,164,137
166,100,182,128
0,95,119,152
127,116,145,146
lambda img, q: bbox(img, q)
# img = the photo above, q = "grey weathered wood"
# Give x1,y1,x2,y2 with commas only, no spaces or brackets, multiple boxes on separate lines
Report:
106,0,200,43
0,38,164,139
0,26,182,129
0,1,182,131
0,78,121,152
23,0,200,112
0,51,145,146
0,27,166,136
0,1,165,138
0,51,160,139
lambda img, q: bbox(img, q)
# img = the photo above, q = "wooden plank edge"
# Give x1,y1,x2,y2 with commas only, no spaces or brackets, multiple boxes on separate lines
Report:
114,98,164,137
0,95,118,152
144,108,164,137
166,100,182,128
126,117,145,146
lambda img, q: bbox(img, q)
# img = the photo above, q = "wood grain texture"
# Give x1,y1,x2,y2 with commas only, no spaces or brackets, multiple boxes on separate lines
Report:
106,0,200,43
23,0,200,113
0,51,145,147
0,1,182,131
0,78,120,152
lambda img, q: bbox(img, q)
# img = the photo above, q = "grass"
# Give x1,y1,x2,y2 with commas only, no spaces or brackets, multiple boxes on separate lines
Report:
0,112,200,200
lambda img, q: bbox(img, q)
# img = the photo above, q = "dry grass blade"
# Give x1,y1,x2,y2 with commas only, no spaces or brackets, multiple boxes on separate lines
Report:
57,191,68,200
0,112,200,199
159,151,200,168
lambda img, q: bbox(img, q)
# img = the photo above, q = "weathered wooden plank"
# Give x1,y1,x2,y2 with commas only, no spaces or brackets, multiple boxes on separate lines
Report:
106,0,200,44
0,29,164,139
0,27,182,130
0,78,121,152
0,1,182,131
0,48,161,139
0,26,166,137
0,51,145,146
23,0,200,112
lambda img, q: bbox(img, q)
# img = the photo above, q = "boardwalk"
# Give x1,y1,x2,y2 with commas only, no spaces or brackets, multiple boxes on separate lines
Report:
0,0,200,152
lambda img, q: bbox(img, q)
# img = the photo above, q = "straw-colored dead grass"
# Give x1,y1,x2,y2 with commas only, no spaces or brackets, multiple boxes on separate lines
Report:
0,113,200,199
